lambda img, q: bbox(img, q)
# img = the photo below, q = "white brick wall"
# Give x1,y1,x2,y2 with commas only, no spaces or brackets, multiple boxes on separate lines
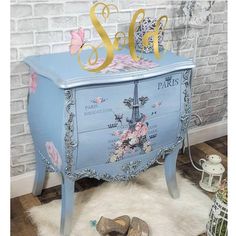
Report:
10,0,227,176
34,4,64,16
11,4,32,18
17,18,49,31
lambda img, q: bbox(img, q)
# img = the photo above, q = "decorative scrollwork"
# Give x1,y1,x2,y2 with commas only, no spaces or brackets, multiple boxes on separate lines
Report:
66,141,182,182
38,150,58,173
177,69,192,140
122,160,142,175
64,89,77,176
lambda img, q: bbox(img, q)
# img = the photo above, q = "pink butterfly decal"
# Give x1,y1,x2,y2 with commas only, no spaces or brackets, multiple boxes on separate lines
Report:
152,101,162,108
69,28,85,54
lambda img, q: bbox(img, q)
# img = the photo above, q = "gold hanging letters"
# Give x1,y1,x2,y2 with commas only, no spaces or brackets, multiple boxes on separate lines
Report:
77,2,168,72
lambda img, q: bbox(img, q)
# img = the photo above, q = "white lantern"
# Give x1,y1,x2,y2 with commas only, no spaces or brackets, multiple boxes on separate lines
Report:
199,155,225,192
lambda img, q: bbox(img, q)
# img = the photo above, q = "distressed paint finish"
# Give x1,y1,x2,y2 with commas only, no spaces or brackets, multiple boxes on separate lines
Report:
25,48,194,236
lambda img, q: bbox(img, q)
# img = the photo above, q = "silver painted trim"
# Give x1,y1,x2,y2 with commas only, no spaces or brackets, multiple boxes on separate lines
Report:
59,62,195,88
24,57,195,89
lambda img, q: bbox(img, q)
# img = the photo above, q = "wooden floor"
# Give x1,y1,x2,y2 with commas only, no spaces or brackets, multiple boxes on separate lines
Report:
11,136,227,236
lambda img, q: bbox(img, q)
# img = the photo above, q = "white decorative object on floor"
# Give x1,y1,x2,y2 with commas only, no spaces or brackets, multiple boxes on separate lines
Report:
199,155,225,192
29,166,212,236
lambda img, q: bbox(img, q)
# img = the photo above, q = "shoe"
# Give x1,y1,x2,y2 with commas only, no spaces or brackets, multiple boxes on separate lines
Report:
96,215,130,236
127,217,149,236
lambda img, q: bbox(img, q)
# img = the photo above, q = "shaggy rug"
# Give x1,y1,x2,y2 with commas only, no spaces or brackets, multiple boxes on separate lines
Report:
29,166,212,236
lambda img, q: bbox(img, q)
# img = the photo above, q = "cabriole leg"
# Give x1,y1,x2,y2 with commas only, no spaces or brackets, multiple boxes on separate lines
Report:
60,175,75,236
164,145,181,199
32,153,47,196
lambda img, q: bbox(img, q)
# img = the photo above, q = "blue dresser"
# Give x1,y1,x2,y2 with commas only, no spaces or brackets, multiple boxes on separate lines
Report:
24,48,194,236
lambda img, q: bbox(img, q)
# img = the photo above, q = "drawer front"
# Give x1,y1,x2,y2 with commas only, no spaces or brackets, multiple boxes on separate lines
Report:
76,83,134,133
75,71,182,133
75,112,180,169
138,72,182,118
74,148,161,181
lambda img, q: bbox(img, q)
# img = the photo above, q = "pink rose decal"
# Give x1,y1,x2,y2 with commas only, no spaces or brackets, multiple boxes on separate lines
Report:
135,122,148,137
120,130,131,142
95,97,103,104
108,116,152,163
29,72,37,93
86,54,158,73
91,97,106,104
69,28,85,54
135,122,142,131
113,130,121,136
45,142,62,169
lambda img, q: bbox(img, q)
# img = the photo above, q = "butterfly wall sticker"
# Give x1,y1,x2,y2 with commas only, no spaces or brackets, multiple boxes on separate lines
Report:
69,28,85,54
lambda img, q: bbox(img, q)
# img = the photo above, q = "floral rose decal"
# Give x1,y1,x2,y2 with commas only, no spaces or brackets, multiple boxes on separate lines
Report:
86,54,158,73
29,72,37,93
45,142,62,169
91,97,106,104
109,118,152,163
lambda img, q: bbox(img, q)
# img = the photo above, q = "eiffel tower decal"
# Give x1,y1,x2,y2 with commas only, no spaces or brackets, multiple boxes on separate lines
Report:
123,81,149,130
108,81,151,163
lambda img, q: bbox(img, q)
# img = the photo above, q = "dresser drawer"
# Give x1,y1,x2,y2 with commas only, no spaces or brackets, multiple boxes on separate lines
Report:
75,112,180,169
74,148,160,181
75,82,134,133
75,71,182,133
139,71,182,118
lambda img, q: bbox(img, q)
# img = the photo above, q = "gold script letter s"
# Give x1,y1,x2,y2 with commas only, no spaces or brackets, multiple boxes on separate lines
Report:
78,2,116,72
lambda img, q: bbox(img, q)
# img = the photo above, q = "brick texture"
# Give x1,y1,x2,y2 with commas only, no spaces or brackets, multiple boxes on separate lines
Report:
10,0,227,176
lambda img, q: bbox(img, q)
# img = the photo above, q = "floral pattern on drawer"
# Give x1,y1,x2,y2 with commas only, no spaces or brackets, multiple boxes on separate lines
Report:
75,112,180,169
108,116,150,163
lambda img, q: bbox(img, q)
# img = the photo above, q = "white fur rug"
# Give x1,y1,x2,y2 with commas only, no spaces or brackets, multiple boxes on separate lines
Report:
29,166,212,236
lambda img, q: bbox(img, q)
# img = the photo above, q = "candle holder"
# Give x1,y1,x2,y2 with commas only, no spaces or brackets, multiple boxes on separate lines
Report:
199,155,225,193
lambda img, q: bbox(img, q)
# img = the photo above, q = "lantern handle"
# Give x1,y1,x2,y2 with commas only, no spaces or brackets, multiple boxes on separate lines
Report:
199,158,206,166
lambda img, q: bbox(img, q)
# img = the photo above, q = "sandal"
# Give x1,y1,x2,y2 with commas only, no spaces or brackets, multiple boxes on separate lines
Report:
127,217,149,236
96,215,130,236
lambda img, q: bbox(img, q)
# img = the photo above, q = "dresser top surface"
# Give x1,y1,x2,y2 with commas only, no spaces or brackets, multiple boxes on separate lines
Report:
24,47,195,88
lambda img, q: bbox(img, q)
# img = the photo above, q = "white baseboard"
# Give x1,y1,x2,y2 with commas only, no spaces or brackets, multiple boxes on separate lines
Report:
11,171,62,198
11,120,227,198
186,119,227,146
